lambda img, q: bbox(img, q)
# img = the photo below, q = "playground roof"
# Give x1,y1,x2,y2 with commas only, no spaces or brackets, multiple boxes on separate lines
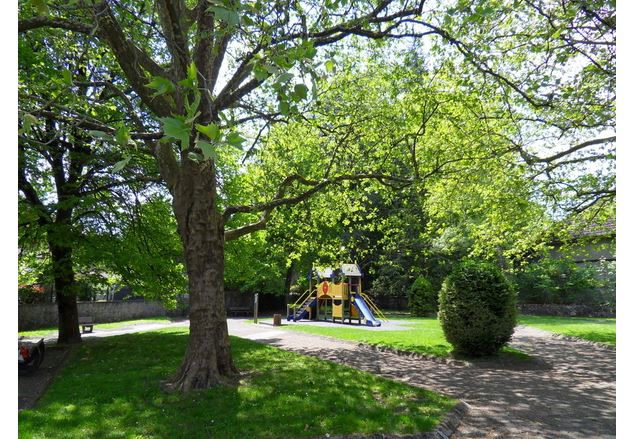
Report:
341,264,362,276
315,263,362,278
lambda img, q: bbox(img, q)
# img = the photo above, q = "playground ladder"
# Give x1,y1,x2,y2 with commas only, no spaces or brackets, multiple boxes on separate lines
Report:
287,289,316,321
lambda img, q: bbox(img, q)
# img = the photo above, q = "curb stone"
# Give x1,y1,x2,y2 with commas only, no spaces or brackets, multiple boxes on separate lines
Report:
549,332,616,351
307,400,470,439
359,344,469,367
515,325,616,351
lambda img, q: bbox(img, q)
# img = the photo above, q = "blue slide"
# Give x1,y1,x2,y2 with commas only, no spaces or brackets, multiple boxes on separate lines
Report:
352,295,381,327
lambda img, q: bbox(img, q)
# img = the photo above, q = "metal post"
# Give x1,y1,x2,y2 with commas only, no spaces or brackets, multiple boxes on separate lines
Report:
253,293,259,324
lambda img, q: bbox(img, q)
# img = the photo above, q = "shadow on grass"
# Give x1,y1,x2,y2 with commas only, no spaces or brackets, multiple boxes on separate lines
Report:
19,329,455,439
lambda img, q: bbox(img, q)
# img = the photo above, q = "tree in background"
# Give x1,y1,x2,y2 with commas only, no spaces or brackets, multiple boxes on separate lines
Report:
19,0,615,389
18,27,162,342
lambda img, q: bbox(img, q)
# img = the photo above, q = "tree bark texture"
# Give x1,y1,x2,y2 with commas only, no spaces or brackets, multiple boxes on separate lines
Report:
164,159,238,391
48,242,81,344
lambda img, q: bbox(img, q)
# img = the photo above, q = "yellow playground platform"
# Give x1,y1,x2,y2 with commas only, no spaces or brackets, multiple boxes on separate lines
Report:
286,263,387,327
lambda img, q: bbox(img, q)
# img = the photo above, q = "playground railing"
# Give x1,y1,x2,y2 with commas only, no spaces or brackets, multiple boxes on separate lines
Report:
288,289,314,317
360,292,388,322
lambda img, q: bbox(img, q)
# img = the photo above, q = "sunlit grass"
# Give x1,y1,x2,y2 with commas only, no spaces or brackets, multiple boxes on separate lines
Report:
518,315,616,346
18,317,174,338
19,328,456,438
279,317,530,359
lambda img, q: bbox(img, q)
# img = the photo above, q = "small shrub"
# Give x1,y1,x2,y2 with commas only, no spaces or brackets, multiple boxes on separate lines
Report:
438,260,517,356
408,276,437,316
18,284,49,304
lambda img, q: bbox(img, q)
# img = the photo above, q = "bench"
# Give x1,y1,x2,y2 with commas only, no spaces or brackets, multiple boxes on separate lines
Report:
228,307,251,317
78,316,94,333
18,337,45,375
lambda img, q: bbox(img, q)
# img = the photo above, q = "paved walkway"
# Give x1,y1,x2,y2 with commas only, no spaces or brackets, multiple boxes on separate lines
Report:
228,319,616,439
21,319,615,438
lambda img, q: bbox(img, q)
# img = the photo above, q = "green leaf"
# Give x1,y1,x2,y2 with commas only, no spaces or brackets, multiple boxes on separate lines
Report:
22,113,38,134
187,152,203,162
187,62,197,83
112,156,131,173
325,60,335,73
273,56,291,70
32,0,49,16
185,111,201,125
115,126,134,147
196,139,217,161
277,72,293,84
301,41,317,59
88,130,110,140
253,64,269,81
278,100,290,115
208,6,240,27
225,132,246,148
62,69,73,85
146,76,176,97
178,62,198,89
160,117,191,150
293,84,308,100
195,122,221,141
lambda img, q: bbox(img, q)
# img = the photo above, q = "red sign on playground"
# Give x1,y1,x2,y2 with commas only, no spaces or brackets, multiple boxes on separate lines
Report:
322,282,329,294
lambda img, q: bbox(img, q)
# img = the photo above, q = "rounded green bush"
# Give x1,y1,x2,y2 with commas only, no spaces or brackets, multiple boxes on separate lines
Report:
438,260,517,356
408,276,437,316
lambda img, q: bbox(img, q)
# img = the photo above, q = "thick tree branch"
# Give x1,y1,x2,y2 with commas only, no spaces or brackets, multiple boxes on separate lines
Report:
223,173,412,241
157,0,190,79
19,16,94,34
18,145,52,225
532,136,616,164
79,175,163,196
92,1,174,117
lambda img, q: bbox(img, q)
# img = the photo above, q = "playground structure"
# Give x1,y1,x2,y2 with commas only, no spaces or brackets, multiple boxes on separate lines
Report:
287,263,387,327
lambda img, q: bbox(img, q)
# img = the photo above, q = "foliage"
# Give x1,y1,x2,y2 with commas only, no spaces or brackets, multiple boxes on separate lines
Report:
83,196,188,308
408,276,438,316
18,0,615,384
18,284,50,304
18,329,456,438
514,257,613,306
438,260,517,356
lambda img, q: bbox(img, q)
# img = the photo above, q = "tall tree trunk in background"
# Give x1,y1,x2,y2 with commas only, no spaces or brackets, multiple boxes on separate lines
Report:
284,260,298,295
164,159,237,391
48,238,81,344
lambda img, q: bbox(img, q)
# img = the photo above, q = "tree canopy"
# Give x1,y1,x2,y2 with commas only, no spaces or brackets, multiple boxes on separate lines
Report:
18,0,615,390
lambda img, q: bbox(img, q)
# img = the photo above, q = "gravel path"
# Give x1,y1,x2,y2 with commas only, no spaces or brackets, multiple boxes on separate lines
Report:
228,320,616,439
20,318,615,438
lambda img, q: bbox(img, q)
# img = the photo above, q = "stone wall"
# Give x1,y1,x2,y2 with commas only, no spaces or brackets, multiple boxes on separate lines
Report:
519,303,615,318
18,300,172,331
374,295,408,311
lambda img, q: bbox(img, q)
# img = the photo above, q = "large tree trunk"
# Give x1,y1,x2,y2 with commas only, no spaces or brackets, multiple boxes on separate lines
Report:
49,243,82,344
164,159,238,392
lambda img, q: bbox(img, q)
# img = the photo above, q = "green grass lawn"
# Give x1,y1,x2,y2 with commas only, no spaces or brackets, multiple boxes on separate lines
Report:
18,317,174,338
518,315,616,345
279,317,529,359
19,328,456,439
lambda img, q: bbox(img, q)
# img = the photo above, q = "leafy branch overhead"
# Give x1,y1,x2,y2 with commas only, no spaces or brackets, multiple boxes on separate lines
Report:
18,0,614,389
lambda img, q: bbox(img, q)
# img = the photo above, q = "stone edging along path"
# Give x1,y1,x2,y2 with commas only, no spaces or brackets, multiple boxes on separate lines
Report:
548,332,616,351
231,321,615,438
307,401,470,439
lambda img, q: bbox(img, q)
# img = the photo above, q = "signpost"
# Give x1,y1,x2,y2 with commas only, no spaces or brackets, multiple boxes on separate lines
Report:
253,293,259,324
